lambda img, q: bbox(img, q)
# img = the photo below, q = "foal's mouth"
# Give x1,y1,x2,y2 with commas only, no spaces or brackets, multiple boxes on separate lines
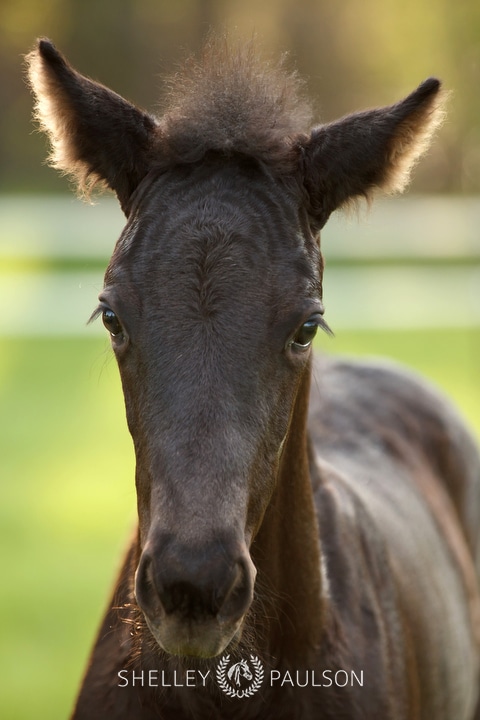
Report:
143,611,245,659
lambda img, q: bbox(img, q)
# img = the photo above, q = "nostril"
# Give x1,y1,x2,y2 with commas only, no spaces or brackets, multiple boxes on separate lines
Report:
218,556,255,623
135,552,163,617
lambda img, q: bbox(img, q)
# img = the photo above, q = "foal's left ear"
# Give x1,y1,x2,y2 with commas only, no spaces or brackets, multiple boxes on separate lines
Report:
299,78,446,228
26,39,159,214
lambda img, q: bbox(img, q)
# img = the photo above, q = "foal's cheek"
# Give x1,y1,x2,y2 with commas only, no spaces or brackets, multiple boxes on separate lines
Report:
135,483,152,544
245,488,271,542
244,453,280,540
116,358,150,439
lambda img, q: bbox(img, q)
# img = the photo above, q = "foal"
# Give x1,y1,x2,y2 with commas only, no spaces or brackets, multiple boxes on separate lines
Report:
27,37,480,719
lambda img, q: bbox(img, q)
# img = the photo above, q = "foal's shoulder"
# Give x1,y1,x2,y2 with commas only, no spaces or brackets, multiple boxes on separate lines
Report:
309,352,474,455
308,352,480,556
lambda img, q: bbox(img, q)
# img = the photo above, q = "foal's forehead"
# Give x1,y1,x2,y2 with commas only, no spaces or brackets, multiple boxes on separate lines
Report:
107,158,319,295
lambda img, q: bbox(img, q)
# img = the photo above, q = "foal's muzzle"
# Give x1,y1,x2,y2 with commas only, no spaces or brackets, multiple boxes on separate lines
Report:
135,534,256,657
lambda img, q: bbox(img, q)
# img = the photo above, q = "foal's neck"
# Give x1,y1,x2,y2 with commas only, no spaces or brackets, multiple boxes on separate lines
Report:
250,364,325,667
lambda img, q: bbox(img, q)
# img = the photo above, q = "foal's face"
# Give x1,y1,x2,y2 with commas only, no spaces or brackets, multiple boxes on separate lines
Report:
99,157,323,656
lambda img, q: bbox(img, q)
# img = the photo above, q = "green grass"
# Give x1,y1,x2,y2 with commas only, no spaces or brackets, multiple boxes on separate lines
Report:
0,337,135,719
1,329,479,719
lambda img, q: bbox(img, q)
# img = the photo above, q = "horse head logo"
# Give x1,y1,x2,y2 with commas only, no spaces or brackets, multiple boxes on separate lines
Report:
227,659,253,687
216,654,264,698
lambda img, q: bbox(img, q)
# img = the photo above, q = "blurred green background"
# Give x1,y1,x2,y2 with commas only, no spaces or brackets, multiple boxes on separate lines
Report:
1,1,480,718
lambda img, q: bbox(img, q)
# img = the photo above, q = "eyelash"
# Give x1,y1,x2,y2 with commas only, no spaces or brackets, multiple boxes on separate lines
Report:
87,305,104,325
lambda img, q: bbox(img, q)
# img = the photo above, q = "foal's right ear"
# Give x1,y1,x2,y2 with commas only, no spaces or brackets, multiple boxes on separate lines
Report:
26,39,160,214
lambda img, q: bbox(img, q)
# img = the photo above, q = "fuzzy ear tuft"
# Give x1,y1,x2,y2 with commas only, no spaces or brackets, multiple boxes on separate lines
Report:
300,78,446,228
26,39,159,213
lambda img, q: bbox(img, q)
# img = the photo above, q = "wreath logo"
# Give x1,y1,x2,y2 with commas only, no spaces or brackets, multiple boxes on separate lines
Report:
216,654,264,698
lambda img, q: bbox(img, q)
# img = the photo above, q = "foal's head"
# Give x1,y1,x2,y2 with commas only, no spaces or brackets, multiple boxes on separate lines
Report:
27,37,444,658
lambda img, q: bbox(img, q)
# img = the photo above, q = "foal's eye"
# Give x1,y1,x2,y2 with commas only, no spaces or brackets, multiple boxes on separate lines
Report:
102,308,123,337
291,319,319,349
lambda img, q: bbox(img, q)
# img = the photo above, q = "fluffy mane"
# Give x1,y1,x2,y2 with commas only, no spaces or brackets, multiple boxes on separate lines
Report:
157,35,313,172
